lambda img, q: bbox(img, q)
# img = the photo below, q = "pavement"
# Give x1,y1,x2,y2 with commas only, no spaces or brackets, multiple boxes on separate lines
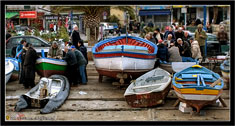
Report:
5,61,230,121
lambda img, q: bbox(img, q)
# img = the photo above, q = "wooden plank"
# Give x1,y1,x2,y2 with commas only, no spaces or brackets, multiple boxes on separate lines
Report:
5,110,150,121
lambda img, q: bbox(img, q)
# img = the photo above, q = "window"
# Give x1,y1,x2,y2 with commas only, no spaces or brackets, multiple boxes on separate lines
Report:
28,37,43,47
24,6,30,10
7,38,24,49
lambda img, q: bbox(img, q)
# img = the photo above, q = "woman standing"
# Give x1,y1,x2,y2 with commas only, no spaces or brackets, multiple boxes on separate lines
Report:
77,40,88,82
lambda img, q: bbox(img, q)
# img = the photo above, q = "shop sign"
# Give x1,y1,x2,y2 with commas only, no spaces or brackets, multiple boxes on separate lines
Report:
20,11,37,18
45,15,78,20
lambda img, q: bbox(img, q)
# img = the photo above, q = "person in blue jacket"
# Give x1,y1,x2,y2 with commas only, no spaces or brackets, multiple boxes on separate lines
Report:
15,39,27,84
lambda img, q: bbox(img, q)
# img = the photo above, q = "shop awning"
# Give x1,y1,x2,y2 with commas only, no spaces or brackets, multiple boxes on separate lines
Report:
6,12,19,19
139,9,171,16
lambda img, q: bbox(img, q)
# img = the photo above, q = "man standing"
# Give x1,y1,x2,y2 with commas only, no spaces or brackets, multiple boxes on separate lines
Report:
194,24,207,61
63,46,78,85
47,41,63,59
71,25,81,49
182,31,192,46
22,43,39,89
153,28,163,44
16,40,27,84
71,45,87,84
175,27,184,42
217,25,229,52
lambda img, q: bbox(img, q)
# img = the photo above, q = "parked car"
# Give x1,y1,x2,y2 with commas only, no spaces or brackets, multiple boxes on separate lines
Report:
6,35,51,57
14,25,30,32
188,32,230,56
99,22,118,34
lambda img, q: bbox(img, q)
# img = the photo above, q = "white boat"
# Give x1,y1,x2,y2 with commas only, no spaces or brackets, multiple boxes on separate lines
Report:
92,36,158,81
124,68,172,107
5,60,14,84
15,75,70,114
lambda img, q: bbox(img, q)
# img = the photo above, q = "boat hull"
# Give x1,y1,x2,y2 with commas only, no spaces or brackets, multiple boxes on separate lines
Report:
6,72,12,84
36,58,67,77
172,65,224,112
159,63,173,73
5,60,14,84
96,68,151,80
15,75,70,114
125,82,171,107
94,56,155,71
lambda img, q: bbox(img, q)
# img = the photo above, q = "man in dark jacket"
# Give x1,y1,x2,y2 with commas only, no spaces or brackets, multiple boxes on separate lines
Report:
153,28,163,44
22,43,39,88
62,46,78,85
71,25,81,49
71,45,87,84
182,31,192,46
177,38,195,62
157,40,168,64
78,40,88,81
175,27,184,43
163,26,176,41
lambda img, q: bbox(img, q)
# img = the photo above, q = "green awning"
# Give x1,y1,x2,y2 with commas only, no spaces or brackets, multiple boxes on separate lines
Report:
6,12,19,19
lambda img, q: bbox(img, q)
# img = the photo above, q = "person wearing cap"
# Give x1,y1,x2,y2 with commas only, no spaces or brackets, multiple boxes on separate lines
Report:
153,28,163,44
163,25,176,40
63,46,78,85
177,38,195,62
157,40,169,64
217,25,229,52
70,45,87,84
194,24,207,61
71,25,82,50
47,41,63,59
175,27,184,46
22,43,39,89
168,41,182,62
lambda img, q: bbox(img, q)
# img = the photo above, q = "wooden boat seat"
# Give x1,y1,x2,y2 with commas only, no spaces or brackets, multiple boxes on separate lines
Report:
181,74,213,80
101,45,149,53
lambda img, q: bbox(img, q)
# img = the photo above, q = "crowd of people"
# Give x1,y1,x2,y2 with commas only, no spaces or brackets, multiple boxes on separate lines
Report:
15,25,88,89
13,20,229,88
144,24,208,64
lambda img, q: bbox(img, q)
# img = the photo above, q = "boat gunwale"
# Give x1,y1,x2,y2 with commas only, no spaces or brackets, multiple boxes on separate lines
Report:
172,65,224,90
92,36,158,55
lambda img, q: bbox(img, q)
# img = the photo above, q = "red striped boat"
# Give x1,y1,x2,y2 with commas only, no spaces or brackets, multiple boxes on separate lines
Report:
92,36,158,81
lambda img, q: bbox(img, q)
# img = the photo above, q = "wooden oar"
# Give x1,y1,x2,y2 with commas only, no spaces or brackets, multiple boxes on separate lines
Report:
210,79,221,87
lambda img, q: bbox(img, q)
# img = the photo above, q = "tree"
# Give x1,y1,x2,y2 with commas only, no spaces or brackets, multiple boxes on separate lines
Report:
50,6,135,46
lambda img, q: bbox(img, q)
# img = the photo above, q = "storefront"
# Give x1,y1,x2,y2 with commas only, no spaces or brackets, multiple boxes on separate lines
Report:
139,6,172,29
44,12,84,32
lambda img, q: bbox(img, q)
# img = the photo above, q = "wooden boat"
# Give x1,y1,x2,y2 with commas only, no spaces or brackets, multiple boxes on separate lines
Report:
15,75,70,114
124,68,172,107
92,36,158,82
5,57,19,81
35,50,67,77
159,62,196,73
5,60,14,84
172,65,224,112
220,59,230,84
